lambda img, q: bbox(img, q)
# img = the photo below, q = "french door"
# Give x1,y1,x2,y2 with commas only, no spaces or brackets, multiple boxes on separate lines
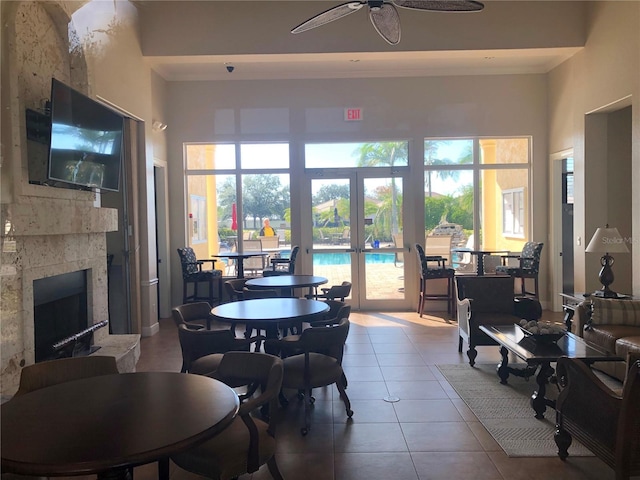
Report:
306,170,407,310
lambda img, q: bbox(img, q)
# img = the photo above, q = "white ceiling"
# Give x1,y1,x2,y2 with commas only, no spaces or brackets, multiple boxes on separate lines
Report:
147,47,580,81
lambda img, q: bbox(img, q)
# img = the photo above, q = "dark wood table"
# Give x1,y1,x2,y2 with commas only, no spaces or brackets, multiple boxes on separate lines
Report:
211,297,329,338
246,274,328,298
1,372,239,480
212,251,270,278
479,324,622,419
451,249,509,275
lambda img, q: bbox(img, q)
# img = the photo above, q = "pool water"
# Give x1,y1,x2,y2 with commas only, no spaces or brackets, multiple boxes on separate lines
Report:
313,252,395,266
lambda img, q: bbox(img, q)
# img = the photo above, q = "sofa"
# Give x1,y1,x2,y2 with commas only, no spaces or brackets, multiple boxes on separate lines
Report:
575,297,640,382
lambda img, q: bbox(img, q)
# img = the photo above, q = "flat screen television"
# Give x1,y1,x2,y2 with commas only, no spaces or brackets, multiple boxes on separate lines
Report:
48,78,124,192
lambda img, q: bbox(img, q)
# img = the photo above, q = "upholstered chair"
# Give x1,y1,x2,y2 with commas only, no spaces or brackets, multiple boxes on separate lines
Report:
177,247,223,305
415,243,456,317
496,241,544,299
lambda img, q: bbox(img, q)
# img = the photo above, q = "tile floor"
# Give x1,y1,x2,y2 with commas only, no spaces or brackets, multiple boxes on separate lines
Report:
130,308,629,480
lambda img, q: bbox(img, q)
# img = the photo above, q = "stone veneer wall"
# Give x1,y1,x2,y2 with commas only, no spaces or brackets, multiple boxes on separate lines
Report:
0,1,139,398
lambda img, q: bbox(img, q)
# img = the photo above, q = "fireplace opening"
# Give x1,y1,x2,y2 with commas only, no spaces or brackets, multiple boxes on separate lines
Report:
33,270,104,362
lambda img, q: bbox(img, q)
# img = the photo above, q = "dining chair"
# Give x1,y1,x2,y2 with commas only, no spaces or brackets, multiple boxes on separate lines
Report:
495,241,544,298
172,301,220,330
265,318,353,435
223,278,248,302
13,356,119,397
177,324,264,374
314,281,352,301
415,243,456,318
171,351,285,480
264,245,299,277
177,247,223,305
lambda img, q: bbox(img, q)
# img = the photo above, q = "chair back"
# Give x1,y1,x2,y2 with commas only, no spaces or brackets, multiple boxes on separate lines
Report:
322,281,352,300
286,245,300,274
259,236,279,250
14,356,118,397
242,287,280,299
177,324,247,373
172,302,213,328
425,235,453,263
177,247,199,277
392,232,404,265
521,241,543,273
455,276,514,313
243,239,266,274
299,317,350,362
224,278,247,301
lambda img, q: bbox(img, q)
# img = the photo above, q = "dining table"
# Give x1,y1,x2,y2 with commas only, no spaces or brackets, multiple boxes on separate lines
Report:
212,251,270,278
210,297,329,340
245,274,328,298
451,248,509,276
1,372,239,480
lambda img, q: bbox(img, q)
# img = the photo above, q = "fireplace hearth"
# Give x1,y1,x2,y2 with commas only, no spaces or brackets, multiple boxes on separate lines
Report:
33,270,106,362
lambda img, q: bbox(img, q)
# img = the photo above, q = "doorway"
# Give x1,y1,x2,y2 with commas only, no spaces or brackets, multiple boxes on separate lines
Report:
306,171,407,310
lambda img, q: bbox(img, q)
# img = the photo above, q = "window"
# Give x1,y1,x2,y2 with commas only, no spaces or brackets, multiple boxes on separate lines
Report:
502,188,524,237
424,137,532,266
184,143,291,263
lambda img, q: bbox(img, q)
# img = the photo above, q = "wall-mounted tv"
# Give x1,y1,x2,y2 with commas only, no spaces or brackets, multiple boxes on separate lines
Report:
48,78,124,192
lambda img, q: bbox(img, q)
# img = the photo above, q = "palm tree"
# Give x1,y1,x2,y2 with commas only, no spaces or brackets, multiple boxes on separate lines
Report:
355,142,407,236
424,140,471,197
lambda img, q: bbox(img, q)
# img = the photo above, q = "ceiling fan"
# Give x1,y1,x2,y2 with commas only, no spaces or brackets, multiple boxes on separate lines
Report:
291,0,485,46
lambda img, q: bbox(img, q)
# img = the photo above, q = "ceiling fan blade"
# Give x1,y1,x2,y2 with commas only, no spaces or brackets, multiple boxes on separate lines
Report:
291,2,366,34
392,0,484,12
369,3,401,45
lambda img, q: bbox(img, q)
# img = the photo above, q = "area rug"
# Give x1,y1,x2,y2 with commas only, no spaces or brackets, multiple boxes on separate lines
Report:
437,363,593,457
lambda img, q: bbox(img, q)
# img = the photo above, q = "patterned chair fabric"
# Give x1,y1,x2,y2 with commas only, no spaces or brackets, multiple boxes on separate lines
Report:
495,241,543,298
415,243,455,318
177,247,223,305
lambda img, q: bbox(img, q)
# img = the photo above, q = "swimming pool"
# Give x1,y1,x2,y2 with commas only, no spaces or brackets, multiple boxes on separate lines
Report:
313,252,396,266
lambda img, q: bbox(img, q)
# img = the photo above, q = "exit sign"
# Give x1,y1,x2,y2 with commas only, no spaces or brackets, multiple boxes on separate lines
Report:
344,108,362,121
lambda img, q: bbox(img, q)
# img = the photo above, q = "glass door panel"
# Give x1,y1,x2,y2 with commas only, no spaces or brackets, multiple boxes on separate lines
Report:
308,174,406,309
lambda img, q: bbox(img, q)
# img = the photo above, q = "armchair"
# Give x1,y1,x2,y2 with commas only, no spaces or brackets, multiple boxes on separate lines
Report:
177,247,223,305
554,354,640,479
495,241,544,299
456,275,542,366
264,245,299,277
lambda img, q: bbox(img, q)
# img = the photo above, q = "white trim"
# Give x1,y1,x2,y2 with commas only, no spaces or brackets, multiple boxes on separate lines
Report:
141,278,159,287
549,148,574,312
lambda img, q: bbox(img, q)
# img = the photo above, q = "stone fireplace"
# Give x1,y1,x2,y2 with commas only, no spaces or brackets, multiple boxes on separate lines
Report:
0,1,140,399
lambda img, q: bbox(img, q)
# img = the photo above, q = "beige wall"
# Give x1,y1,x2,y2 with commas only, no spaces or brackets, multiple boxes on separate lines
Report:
547,1,639,297
165,74,549,306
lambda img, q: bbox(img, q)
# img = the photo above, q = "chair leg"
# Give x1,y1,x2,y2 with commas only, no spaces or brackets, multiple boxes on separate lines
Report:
182,281,189,303
266,456,285,480
336,377,353,418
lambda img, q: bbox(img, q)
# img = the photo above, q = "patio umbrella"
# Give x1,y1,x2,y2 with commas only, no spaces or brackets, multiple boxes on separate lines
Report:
231,203,238,230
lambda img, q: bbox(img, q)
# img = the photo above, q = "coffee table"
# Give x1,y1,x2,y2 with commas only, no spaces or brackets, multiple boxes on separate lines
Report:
479,324,622,419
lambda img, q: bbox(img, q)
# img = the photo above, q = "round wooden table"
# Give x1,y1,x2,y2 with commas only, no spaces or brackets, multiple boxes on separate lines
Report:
246,274,328,298
1,372,239,480
211,297,329,338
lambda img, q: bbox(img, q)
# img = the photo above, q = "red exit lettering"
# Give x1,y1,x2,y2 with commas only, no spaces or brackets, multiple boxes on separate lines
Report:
344,108,362,121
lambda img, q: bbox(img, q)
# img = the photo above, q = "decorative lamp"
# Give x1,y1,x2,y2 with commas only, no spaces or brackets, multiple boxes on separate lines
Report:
585,225,629,298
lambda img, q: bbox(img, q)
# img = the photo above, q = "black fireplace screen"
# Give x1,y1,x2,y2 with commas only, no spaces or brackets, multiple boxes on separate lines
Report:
33,270,89,362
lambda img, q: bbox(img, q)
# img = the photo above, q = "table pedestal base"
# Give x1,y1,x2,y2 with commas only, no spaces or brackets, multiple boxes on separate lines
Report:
496,346,556,419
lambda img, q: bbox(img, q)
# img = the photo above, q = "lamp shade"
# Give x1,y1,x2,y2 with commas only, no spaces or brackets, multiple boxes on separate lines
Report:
585,226,629,254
